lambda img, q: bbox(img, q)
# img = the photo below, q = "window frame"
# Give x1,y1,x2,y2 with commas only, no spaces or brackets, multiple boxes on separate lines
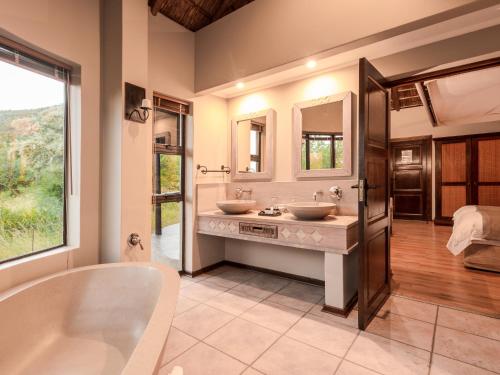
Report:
0,37,70,265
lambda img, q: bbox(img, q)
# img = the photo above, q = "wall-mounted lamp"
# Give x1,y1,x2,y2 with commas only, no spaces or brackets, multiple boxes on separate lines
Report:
125,82,152,123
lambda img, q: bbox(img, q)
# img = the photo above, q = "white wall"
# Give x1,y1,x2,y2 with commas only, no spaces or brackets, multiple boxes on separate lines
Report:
0,0,101,291
195,0,479,91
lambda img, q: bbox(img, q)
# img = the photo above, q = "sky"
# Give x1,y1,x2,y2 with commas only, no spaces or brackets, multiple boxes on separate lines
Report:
0,60,64,111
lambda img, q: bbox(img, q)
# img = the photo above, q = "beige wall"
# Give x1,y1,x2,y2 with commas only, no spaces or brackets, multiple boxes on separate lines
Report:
195,0,481,91
227,64,359,181
0,0,101,291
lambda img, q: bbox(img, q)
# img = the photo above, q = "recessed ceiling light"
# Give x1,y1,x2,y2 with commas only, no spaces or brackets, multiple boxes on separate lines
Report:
236,82,245,89
306,60,317,69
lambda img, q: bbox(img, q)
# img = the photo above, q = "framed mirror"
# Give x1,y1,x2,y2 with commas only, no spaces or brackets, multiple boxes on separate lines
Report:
292,91,352,178
231,109,276,181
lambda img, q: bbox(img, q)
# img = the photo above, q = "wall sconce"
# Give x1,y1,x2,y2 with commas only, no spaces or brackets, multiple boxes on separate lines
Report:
125,82,152,123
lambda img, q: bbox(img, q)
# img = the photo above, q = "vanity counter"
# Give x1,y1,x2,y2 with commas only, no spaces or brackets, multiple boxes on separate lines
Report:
197,210,358,254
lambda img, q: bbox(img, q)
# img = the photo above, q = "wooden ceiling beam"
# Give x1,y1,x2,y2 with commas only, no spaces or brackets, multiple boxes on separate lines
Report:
151,0,169,15
212,0,233,20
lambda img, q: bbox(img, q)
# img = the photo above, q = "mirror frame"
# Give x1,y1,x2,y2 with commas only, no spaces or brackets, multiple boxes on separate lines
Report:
292,91,352,179
231,108,276,181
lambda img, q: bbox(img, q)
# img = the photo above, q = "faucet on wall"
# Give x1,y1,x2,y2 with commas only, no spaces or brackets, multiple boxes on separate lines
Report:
313,190,323,201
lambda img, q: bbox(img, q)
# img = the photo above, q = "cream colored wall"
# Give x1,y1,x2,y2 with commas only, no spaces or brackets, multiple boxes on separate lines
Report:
227,64,359,181
195,0,478,91
121,0,152,262
391,106,500,218
0,0,101,291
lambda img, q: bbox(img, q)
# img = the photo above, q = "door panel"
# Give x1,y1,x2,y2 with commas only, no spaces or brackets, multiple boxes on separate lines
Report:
478,186,500,205
478,139,500,181
390,137,431,220
441,186,467,217
357,58,391,330
441,143,466,182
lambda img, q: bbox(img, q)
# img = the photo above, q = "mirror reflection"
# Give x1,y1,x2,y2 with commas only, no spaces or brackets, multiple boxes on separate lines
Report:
237,116,266,173
300,101,344,170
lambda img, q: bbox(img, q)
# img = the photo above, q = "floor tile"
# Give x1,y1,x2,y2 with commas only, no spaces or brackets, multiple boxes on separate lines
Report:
233,273,290,299
430,354,496,375
437,307,500,341
253,336,340,375
309,303,359,329
336,361,379,375
346,331,430,375
216,267,258,283
286,314,358,357
434,326,500,373
240,300,303,334
242,368,264,375
173,304,234,340
366,313,435,350
378,295,437,324
205,318,280,365
160,342,246,375
174,296,199,316
203,275,241,289
179,281,228,302
180,277,196,289
160,328,198,366
205,289,263,316
267,281,324,312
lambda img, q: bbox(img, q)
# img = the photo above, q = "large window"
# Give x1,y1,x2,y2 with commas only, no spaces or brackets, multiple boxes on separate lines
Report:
0,39,69,263
151,94,189,271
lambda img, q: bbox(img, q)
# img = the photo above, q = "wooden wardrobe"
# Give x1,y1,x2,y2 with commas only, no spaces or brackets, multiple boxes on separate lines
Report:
435,133,500,225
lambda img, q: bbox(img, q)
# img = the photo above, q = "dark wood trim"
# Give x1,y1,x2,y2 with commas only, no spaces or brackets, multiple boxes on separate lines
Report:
322,293,358,318
386,56,500,88
150,0,169,16
421,84,438,126
0,35,72,71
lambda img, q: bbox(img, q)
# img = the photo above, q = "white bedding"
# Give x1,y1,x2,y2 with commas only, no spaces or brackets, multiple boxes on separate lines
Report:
447,205,500,255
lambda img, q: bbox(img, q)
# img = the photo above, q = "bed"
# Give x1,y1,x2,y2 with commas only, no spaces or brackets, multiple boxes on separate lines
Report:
447,206,500,273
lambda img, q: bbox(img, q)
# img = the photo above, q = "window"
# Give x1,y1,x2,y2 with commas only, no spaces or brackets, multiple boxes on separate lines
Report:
301,133,343,170
0,38,70,263
151,93,189,271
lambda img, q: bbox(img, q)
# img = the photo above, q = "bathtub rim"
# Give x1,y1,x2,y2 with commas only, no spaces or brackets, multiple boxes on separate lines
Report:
0,262,180,375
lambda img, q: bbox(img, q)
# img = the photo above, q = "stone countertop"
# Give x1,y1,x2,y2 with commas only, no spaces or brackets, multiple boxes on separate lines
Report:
198,210,358,229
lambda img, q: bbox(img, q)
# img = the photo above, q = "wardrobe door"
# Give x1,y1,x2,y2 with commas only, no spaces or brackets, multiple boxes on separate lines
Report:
435,139,470,225
473,136,500,206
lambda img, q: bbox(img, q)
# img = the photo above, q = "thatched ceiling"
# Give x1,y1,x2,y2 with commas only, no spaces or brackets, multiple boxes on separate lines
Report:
149,0,254,31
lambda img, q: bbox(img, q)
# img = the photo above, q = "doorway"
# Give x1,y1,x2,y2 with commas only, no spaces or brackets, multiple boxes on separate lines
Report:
151,93,190,271
390,136,432,221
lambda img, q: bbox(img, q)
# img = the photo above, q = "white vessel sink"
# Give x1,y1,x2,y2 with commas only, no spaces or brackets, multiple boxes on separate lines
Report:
286,202,336,220
216,200,256,214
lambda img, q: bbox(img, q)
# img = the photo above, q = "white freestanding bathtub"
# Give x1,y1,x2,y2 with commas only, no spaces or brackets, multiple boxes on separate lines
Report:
0,262,180,375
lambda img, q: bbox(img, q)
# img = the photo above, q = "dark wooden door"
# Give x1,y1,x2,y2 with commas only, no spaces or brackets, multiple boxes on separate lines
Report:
435,138,470,225
390,136,432,221
472,135,500,206
357,58,391,330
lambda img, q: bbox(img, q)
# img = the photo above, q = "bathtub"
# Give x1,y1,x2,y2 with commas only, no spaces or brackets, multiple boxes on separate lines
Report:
0,262,180,375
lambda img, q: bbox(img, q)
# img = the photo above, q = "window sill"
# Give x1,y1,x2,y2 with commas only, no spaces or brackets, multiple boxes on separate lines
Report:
0,245,78,272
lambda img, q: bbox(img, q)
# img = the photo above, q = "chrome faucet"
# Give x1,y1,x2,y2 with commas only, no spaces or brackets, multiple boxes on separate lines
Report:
313,190,323,201
235,187,252,199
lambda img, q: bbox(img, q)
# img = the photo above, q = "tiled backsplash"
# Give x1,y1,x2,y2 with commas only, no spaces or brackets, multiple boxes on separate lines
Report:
197,180,358,216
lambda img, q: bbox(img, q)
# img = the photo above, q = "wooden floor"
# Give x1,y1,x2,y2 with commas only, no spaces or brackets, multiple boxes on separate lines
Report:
391,220,500,317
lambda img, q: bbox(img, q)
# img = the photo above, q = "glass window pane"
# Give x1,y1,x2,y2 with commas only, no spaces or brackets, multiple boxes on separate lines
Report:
0,60,65,262
334,137,344,168
154,154,181,193
309,137,332,169
151,202,182,270
153,108,183,147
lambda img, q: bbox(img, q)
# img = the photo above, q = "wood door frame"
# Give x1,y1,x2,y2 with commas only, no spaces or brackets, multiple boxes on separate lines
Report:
389,135,432,221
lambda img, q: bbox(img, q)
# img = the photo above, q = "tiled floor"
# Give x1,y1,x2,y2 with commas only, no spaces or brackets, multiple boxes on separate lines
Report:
160,266,500,375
